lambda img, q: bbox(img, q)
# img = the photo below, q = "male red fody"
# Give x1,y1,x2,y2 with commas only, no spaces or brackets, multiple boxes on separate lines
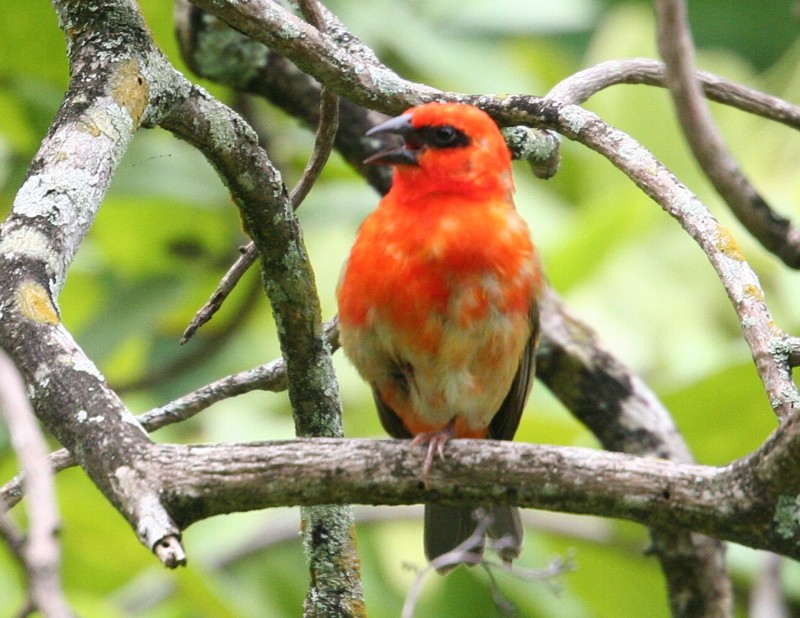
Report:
337,102,542,567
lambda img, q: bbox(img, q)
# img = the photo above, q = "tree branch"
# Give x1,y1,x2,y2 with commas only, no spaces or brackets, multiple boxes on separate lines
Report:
0,317,339,510
159,79,362,615
67,437,794,562
547,58,800,130
186,0,439,113
179,6,341,344
538,288,732,615
121,267,263,391
655,0,800,268
0,351,72,618
0,0,190,567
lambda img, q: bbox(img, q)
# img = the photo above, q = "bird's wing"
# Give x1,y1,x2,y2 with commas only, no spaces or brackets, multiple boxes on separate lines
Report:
488,302,539,441
372,387,413,439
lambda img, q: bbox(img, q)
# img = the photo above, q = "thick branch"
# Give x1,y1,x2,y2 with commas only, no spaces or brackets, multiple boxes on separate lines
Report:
538,288,731,615
160,85,342,435
179,17,342,343
186,0,444,114
0,0,190,566
105,438,800,561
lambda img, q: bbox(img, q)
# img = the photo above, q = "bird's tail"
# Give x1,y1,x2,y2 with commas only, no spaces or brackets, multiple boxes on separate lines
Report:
424,504,523,573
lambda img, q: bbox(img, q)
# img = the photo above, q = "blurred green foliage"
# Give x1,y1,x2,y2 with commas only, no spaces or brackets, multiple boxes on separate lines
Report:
1,0,799,616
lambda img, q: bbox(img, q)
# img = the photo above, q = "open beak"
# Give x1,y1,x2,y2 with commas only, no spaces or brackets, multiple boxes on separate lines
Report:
363,114,420,166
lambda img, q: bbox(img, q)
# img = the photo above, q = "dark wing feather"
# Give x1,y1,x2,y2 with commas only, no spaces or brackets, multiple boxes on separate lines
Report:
488,303,540,441
371,356,415,438
477,303,537,566
372,388,412,439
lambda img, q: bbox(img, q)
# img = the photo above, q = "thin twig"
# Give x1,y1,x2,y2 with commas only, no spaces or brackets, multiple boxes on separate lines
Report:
0,351,72,618
288,88,339,207
117,268,263,389
180,244,260,344
0,507,25,563
749,553,789,618
1,317,338,510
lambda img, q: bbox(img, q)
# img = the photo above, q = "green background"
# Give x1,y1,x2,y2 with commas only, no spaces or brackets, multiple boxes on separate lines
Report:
1,1,799,615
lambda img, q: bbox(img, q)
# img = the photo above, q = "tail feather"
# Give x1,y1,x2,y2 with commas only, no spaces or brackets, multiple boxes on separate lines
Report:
487,505,524,563
424,504,523,572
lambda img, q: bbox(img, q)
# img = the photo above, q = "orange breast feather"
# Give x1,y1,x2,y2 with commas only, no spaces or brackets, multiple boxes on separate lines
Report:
337,190,538,435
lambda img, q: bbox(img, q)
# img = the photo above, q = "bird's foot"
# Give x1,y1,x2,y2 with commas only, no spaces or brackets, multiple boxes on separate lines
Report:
412,420,456,486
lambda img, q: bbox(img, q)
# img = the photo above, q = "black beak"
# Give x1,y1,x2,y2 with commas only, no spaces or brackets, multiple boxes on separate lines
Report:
364,114,419,166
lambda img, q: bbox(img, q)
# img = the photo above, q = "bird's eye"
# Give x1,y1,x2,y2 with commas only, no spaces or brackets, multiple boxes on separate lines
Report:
432,126,458,146
420,125,469,149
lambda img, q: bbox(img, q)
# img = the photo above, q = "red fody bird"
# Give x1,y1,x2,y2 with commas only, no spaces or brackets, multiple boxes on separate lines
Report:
337,102,542,567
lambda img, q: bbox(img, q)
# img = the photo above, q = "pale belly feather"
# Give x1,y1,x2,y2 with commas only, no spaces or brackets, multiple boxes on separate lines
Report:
344,270,531,433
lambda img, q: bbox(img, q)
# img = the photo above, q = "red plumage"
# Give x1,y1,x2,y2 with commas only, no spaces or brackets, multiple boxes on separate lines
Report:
337,102,542,568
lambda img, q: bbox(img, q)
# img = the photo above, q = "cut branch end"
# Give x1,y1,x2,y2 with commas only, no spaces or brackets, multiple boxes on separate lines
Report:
153,534,187,569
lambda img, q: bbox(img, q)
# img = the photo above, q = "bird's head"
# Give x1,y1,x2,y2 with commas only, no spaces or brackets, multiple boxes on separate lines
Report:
365,102,513,199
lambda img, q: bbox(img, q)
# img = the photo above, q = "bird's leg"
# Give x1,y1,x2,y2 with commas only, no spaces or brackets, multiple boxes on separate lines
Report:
412,418,457,485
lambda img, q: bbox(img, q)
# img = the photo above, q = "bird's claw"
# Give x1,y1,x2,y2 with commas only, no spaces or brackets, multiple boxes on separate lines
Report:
412,421,456,486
